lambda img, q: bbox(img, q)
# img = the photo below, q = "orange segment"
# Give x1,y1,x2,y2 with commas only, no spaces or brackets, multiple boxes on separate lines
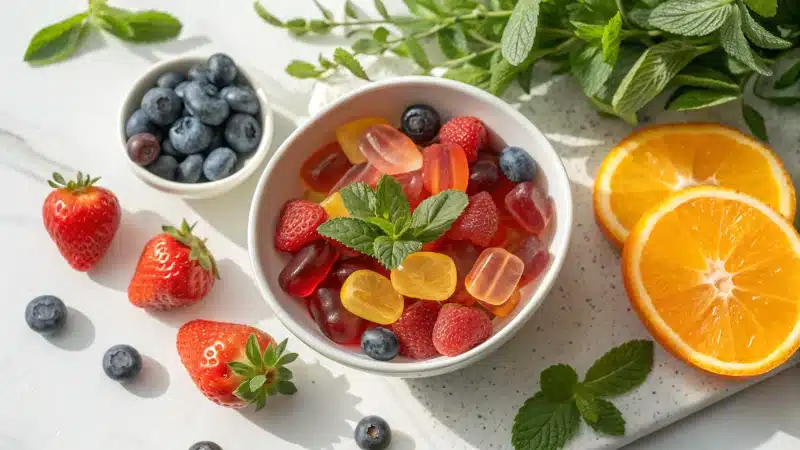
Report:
623,186,800,376
594,123,795,246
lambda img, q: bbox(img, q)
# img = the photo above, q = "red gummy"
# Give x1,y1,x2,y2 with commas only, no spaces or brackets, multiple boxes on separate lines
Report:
505,182,553,235
329,162,382,194
438,116,487,163
329,256,389,286
391,300,442,359
432,303,492,357
275,199,328,253
394,170,426,208
308,285,366,344
467,159,500,195
323,236,361,259
446,192,499,247
300,141,353,193
438,240,479,306
278,241,339,298
488,220,508,248
421,236,446,252
490,176,516,217
422,142,469,194
513,236,550,286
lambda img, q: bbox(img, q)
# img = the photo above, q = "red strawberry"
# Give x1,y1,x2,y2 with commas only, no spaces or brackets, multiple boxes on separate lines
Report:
128,220,218,310
391,301,442,359
275,200,327,253
177,319,297,409
432,303,492,356
438,116,487,163
446,192,499,247
42,172,120,271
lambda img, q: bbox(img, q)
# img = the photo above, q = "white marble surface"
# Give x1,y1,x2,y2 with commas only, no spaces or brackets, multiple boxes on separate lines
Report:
1,1,799,450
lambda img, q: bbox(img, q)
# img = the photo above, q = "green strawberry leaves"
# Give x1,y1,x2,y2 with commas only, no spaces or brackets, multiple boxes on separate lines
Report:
229,335,298,411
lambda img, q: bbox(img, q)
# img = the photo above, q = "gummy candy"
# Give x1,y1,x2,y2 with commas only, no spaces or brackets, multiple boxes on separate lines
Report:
300,141,353,193
438,241,480,306
394,170,427,208
320,192,349,218
308,285,367,344
480,289,521,318
329,162,382,194
512,236,550,286
467,159,500,195
329,256,389,286
359,124,423,175
336,117,389,164
390,252,457,301
340,270,404,324
446,192,498,247
303,189,327,203
505,182,553,235
465,247,524,305
422,143,469,194
278,241,339,298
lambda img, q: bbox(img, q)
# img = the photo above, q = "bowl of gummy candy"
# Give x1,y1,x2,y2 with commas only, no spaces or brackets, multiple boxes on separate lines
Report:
248,76,573,377
120,54,273,198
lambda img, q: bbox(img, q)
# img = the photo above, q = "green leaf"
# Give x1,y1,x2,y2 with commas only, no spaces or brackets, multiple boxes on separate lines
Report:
363,217,397,236
286,18,308,36
574,385,599,424
112,10,182,43
233,380,255,401
719,6,772,76
262,343,277,366
319,54,335,69
227,361,256,377
775,61,800,89
518,67,534,94
438,27,469,59
24,13,88,66
671,66,740,91
628,8,654,28
612,41,705,115
583,340,654,397
666,88,740,111
245,334,263,368
571,21,605,42
589,97,638,124
353,38,384,55
410,190,469,242
313,0,334,20
254,2,284,26
275,338,288,356
391,42,410,57
373,236,423,269
334,48,370,80
317,218,384,256
276,352,299,366
443,65,491,89
490,58,523,96
255,389,267,410
511,392,581,450
405,0,442,18
601,13,622,65
648,0,732,36
589,399,626,436
540,364,578,402
501,0,541,66
249,374,267,391
738,2,791,49
339,182,378,217
375,176,411,224
405,37,431,70
744,0,777,17
278,366,293,380
285,60,324,79
93,9,134,39
742,103,768,141
374,0,390,19
277,380,298,395
374,26,390,43
571,44,613,97
345,0,359,18
309,19,332,33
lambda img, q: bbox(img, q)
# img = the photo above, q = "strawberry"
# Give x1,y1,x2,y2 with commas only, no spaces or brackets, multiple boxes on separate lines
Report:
128,220,219,310
275,199,327,253
446,192,499,247
432,303,492,357
438,116,487,163
391,301,442,359
177,319,297,409
42,172,120,271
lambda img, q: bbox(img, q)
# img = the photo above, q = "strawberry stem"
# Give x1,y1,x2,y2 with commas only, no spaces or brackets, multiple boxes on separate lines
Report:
228,335,298,411
47,171,101,193
162,219,220,279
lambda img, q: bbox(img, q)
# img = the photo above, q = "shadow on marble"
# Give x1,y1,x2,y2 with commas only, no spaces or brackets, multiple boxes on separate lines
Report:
390,430,417,450
45,307,95,352
239,358,361,450
72,28,108,60
123,35,212,64
124,355,171,399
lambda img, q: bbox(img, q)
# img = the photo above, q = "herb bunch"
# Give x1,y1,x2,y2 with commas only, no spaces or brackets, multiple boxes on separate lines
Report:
257,0,800,141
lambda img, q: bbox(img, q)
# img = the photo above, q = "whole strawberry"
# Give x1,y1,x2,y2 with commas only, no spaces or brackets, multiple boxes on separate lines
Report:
42,172,120,271
432,303,492,357
391,300,442,359
438,116,487,163
177,319,298,409
275,199,327,253
128,220,219,310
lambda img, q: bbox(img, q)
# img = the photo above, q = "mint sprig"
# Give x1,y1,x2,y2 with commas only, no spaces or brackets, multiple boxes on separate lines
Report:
512,340,654,450
318,175,468,269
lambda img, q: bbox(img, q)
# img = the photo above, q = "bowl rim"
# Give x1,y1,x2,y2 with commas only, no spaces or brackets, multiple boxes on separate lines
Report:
247,75,574,376
118,55,274,195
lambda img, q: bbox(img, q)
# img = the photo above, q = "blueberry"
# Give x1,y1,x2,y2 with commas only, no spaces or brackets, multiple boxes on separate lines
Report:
220,86,259,115
175,81,191,99
184,82,230,126
126,133,161,166
141,87,182,126
189,442,222,450
224,113,261,153
354,416,391,450
157,71,185,89
102,345,142,382
401,104,441,144
25,295,67,334
361,328,399,361
499,146,537,182
177,154,204,183
207,53,238,87
169,116,213,155
209,127,226,150
203,147,237,181
147,155,179,180
188,63,210,82
161,138,184,160
125,109,161,140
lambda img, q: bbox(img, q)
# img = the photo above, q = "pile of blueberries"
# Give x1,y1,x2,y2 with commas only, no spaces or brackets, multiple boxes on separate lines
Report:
125,53,262,183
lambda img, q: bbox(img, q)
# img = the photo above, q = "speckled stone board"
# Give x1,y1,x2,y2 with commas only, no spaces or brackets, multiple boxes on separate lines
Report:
309,57,800,449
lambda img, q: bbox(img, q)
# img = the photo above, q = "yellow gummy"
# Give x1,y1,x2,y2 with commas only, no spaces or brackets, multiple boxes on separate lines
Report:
303,189,327,203
341,270,404,324
335,117,389,164
390,252,457,301
320,192,350,218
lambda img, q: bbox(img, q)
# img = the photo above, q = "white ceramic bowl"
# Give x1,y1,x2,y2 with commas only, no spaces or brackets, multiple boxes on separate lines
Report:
119,56,274,199
248,76,573,377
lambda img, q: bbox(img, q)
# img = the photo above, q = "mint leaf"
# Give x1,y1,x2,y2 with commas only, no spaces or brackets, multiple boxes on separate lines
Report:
666,88,740,111
438,26,469,59
583,340,654,397
574,385,599,424
373,26,390,43
590,399,625,436
405,36,431,70
24,13,88,66
353,38,384,55
601,13,622,65
671,66,740,91
743,0,777,17
374,0,390,19
111,10,182,43
254,2,284,26
571,21,604,42
589,97,638,125
286,60,324,79
93,9,135,39
410,190,469,242
375,176,411,224
648,0,732,36
334,48,369,80
339,182,377,218
363,217,396,236
373,237,422,269
345,0,359,19
540,364,578,402
742,103,768,141
511,392,580,450
775,60,800,89
501,0,540,66
444,65,491,89
738,2,791,49
313,0,334,20
317,218,383,256
719,6,772,76
570,44,613,97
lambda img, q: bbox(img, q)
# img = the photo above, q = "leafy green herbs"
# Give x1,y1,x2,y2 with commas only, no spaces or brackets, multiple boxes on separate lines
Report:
258,0,800,141
24,1,181,66
512,340,654,450
317,175,468,269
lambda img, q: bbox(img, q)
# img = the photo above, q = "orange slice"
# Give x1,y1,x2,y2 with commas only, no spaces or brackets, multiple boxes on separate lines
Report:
622,186,800,376
594,123,795,247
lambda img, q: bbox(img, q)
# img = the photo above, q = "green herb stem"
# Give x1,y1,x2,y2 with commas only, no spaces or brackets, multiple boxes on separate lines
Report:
440,44,502,68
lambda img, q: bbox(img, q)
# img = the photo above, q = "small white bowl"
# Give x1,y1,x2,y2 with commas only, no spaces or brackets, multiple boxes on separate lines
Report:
119,56,274,199
248,76,573,378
